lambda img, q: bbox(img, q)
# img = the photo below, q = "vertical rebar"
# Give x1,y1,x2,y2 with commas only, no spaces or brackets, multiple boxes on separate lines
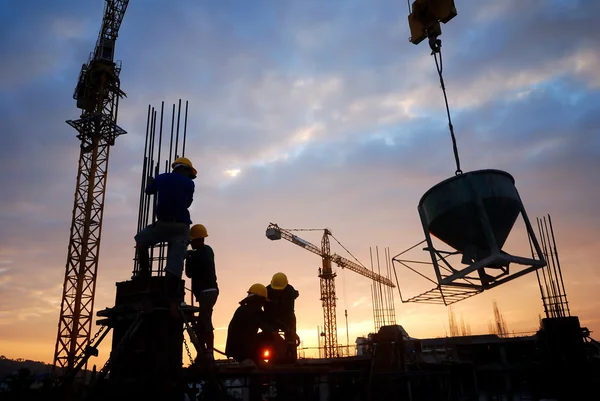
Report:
543,216,563,317
148,110,158,272
345,309,349,349
529,232,549,318
156,102,164,178
182,100,189,157
370,247,378,331
376,247,385,326
137,105,151,235
168,103,175,165
149,109,157,223
548,215,570,316
370,285,376,333
537,218,555,316
385,247,395,325
175,99,182,158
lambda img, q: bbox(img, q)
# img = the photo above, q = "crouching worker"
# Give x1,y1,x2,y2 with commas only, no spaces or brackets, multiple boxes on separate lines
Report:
134,157,196,298
185,223,218,362
225,284,277,366
264,272,300,362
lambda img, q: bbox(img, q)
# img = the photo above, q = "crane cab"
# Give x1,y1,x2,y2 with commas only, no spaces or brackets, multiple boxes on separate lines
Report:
97,38,116,61
266,227,282,241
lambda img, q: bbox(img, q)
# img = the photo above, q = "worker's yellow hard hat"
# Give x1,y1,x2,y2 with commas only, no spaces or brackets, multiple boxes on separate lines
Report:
247,283,269,301
172,157,197,177
270,272,288,290
190,224,208,239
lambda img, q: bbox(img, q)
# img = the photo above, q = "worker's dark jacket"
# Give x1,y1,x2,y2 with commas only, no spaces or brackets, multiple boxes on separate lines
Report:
185,245,218,293
225,303,274,361
145,172,194,224
264,284,299,330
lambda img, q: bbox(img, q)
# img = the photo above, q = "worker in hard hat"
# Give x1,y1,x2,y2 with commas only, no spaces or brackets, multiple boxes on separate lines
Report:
185,223,218,362
225,284,277,365
134,157,196,295
264,272,300,362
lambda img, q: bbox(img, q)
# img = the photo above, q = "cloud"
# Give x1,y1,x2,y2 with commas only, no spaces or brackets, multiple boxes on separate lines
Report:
0,0,599,365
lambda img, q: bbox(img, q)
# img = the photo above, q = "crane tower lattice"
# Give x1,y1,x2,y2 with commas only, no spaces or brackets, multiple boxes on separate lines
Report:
53,0,129,374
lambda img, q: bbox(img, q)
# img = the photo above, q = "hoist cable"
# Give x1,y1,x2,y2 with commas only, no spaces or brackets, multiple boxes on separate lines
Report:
430,36,463,175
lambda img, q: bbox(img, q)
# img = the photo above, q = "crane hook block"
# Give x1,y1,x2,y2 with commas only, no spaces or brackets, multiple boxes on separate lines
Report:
408,0,457,45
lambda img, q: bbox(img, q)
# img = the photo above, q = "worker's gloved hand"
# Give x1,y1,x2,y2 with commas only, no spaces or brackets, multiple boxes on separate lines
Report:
146,176,155,186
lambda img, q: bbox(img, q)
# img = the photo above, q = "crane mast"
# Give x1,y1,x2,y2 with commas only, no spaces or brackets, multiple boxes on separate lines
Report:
53,0,129,374
319,229,337,359
266,223,395,358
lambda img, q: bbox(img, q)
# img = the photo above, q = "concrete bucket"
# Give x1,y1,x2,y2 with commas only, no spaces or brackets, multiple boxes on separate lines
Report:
418,169,522,263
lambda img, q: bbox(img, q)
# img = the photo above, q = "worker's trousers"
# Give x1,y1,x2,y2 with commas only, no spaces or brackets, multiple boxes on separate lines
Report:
135,221,190,277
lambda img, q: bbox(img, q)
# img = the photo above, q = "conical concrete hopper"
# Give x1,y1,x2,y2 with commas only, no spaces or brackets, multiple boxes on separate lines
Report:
418,169,522,261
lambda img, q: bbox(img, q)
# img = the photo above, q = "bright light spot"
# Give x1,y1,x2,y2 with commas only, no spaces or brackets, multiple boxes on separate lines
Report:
262,348,270,363
224,168,241,178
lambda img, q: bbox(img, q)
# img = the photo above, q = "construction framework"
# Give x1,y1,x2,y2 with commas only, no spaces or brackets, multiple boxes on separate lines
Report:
53,0,129,374
133,99,190,277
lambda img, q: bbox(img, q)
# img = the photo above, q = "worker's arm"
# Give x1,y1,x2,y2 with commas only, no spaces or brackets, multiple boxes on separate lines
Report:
184,251,193,279
186,181,195,208
145,175,157,195
256,311,276,334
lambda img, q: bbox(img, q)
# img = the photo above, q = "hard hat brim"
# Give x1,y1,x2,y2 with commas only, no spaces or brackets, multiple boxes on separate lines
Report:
243,293,270,302
171,161,197,177
270,283,286,290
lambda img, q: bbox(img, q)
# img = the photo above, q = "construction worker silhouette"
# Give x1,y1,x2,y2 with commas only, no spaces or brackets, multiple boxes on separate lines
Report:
134,157,196,295
264,272,300,361
225,284,277,365
185,223,218,362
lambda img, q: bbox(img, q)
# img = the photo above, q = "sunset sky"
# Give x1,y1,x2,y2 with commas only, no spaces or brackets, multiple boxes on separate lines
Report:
1,0,599,367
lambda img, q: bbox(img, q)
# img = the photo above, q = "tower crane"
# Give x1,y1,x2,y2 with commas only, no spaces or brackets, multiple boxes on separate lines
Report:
53,0,129,374
266,223,395,358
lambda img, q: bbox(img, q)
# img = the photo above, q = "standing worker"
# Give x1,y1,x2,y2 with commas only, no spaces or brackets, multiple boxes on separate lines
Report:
264,272,300,362
225,284,277,365
185,223,218,362
134,157,196,297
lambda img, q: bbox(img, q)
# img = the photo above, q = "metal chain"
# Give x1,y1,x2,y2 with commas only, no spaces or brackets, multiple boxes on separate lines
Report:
73,324,107,364
183,336,194,366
